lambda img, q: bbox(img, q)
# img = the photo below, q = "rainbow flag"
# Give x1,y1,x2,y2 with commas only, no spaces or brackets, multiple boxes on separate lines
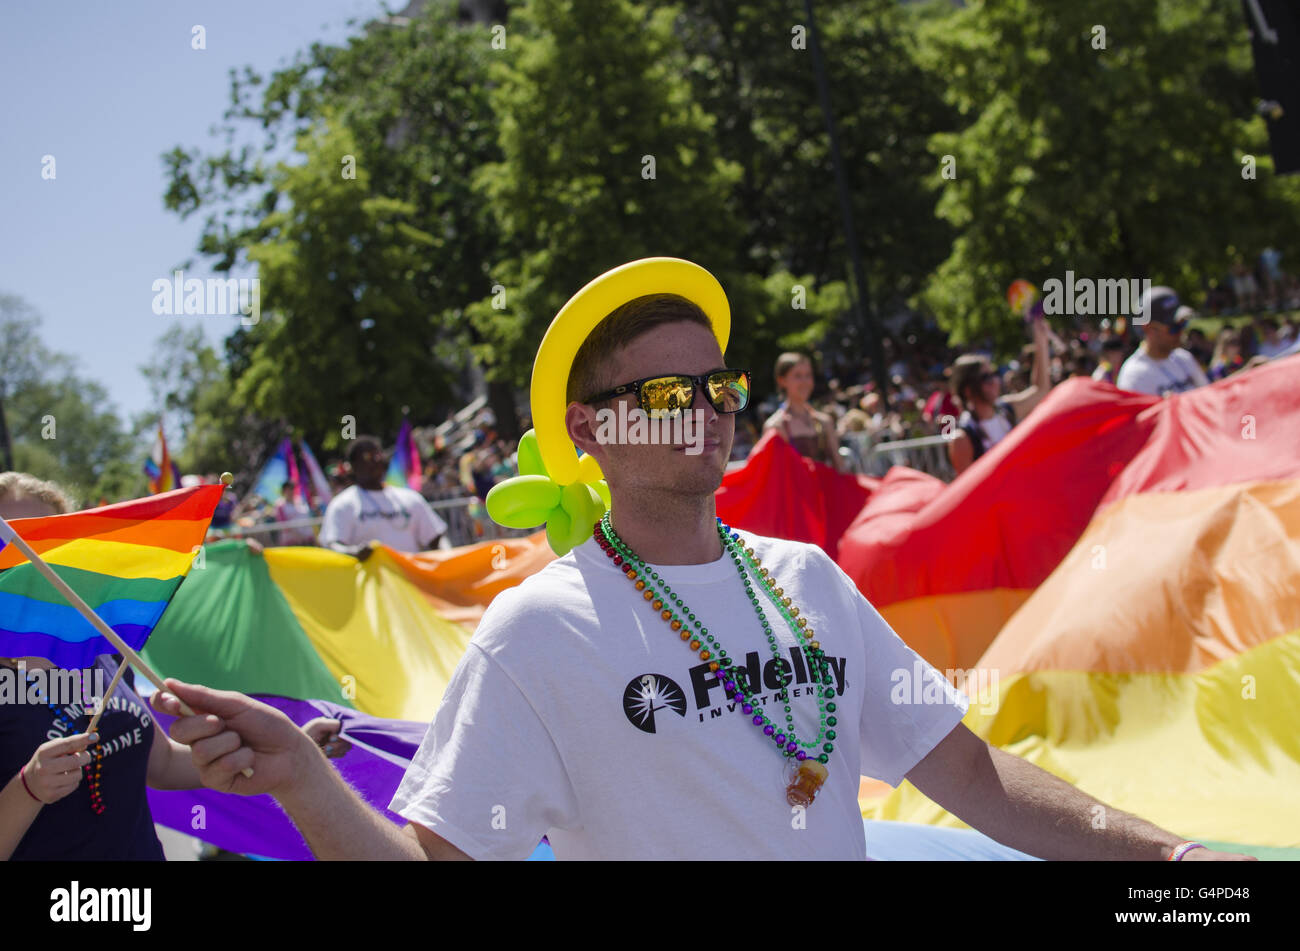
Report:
0,485,224,668
253,438,298,503
386,418,423,491
143,423,181,494
299,439,333,508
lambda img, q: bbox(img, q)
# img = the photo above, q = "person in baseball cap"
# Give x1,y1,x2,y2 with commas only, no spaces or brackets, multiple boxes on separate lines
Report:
1116,286,1209,397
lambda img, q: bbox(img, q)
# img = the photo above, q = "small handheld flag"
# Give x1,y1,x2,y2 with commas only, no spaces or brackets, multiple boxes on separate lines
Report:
0,485,223,668
386,418,423,490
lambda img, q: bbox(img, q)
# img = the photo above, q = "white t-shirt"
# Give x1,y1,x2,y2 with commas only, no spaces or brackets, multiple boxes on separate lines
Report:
389,531,969,860
318,485,447,553
1115,347,1209,397
1257,333,1295,361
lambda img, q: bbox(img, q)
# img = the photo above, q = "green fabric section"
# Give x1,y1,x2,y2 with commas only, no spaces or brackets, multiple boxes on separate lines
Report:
144,540,350,704
1201,841,1300,861
0,560,180,606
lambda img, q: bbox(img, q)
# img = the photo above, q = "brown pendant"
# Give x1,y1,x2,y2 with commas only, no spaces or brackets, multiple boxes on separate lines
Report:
785,760,829,807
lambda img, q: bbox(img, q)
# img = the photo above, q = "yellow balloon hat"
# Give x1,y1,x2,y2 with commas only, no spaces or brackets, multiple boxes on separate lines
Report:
485,257,731,555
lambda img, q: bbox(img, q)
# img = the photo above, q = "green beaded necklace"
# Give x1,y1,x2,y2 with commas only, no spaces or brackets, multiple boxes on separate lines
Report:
595,513,839,807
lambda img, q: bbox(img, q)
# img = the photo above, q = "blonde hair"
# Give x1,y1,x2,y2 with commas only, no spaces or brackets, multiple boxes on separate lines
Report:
0,472,75,515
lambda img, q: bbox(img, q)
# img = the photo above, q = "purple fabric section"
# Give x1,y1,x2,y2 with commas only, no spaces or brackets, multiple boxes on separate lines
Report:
0,623,150,670
147,695,427,860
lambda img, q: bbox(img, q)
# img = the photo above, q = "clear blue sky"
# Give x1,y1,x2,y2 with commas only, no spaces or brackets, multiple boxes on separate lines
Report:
1,0,390,424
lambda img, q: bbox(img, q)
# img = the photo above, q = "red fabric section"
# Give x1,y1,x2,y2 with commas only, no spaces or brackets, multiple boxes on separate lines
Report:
715,429,878,560
838,378,1156,606
838,355,1300,608
3,485,225,540
1101,353,1300,504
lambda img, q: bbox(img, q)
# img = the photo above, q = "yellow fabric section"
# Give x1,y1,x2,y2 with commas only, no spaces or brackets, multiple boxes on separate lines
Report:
31,537,194,580
263,546,472,721
880,588,1032,671
981,479,1300,675
861,629,1300,849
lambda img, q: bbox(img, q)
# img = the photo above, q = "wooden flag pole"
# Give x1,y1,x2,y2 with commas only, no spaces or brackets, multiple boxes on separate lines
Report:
86,656,130,734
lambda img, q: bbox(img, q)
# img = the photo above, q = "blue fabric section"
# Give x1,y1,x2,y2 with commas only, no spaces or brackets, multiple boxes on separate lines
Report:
0,625,151,669
0,591,167,642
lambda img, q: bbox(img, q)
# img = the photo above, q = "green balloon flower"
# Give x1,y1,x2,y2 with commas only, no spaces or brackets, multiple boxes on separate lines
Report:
485,430,610,555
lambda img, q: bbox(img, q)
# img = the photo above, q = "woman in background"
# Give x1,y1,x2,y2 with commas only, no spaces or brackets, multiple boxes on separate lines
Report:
762,352,845,471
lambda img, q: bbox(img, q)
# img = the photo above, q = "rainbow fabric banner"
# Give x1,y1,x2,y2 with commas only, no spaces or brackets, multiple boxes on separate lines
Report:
831,358,1300,855
142,534,555,720
0,486,224,668
386,418,423,491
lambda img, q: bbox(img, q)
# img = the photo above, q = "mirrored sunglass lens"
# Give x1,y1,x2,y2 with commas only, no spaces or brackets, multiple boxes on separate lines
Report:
707,371,749,413
641,377,692,417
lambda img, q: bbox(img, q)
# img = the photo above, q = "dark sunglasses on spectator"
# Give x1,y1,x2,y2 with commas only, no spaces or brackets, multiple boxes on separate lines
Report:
583,368,751,419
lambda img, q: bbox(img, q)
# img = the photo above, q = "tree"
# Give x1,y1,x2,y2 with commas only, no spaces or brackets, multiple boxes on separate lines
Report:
0,294,138,504
663,0,957,318
469,0,748,388
137,325,276,481
162,0,504,444
919,0,1300,350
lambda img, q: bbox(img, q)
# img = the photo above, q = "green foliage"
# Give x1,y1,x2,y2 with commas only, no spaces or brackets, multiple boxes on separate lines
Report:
470,0,744,388
920,0,1300,352
1,295,138,504
665,0,957,307
162,0,502,448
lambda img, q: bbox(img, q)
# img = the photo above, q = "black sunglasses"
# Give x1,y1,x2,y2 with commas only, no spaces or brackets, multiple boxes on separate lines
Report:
583,368,751,418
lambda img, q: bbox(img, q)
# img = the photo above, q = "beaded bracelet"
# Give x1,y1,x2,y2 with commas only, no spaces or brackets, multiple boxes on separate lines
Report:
1168,841,1206,861
18,764,42,804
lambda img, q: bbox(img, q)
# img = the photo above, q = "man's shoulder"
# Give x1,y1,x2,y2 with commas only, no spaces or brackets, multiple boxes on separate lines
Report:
470,549,592,647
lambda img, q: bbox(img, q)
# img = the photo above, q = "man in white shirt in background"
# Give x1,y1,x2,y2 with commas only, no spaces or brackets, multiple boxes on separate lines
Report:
319,436,446,557
1116,287,1209,397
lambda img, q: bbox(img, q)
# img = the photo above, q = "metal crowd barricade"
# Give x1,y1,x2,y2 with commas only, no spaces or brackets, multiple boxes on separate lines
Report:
207,494,536,549
840,433,955,482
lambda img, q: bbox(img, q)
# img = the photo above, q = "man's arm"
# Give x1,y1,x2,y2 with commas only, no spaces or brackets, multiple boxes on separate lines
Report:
153,680,467,860
905,722,1255,860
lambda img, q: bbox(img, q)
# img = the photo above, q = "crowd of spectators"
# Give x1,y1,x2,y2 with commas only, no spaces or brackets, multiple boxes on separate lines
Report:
219,256,1299,547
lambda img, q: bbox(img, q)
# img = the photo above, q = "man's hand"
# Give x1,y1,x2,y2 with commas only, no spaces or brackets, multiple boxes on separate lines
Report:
303,717,351,759
153,680,318,797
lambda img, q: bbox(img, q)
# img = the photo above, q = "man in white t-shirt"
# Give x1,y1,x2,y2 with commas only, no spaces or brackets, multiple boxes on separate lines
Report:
155,264,1252,862
1116,287,1209,397
318,436,446,556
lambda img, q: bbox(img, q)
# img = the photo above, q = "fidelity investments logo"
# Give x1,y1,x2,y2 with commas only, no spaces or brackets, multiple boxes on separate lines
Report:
622,674,688,733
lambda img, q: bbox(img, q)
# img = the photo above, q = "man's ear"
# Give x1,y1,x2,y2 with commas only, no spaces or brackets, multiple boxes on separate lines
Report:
566,401,606,465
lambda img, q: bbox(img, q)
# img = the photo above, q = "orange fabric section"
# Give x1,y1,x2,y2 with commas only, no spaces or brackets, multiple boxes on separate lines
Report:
388,533,557,630
0,517,209,569
880,588,1033,671
979,479,1300,676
